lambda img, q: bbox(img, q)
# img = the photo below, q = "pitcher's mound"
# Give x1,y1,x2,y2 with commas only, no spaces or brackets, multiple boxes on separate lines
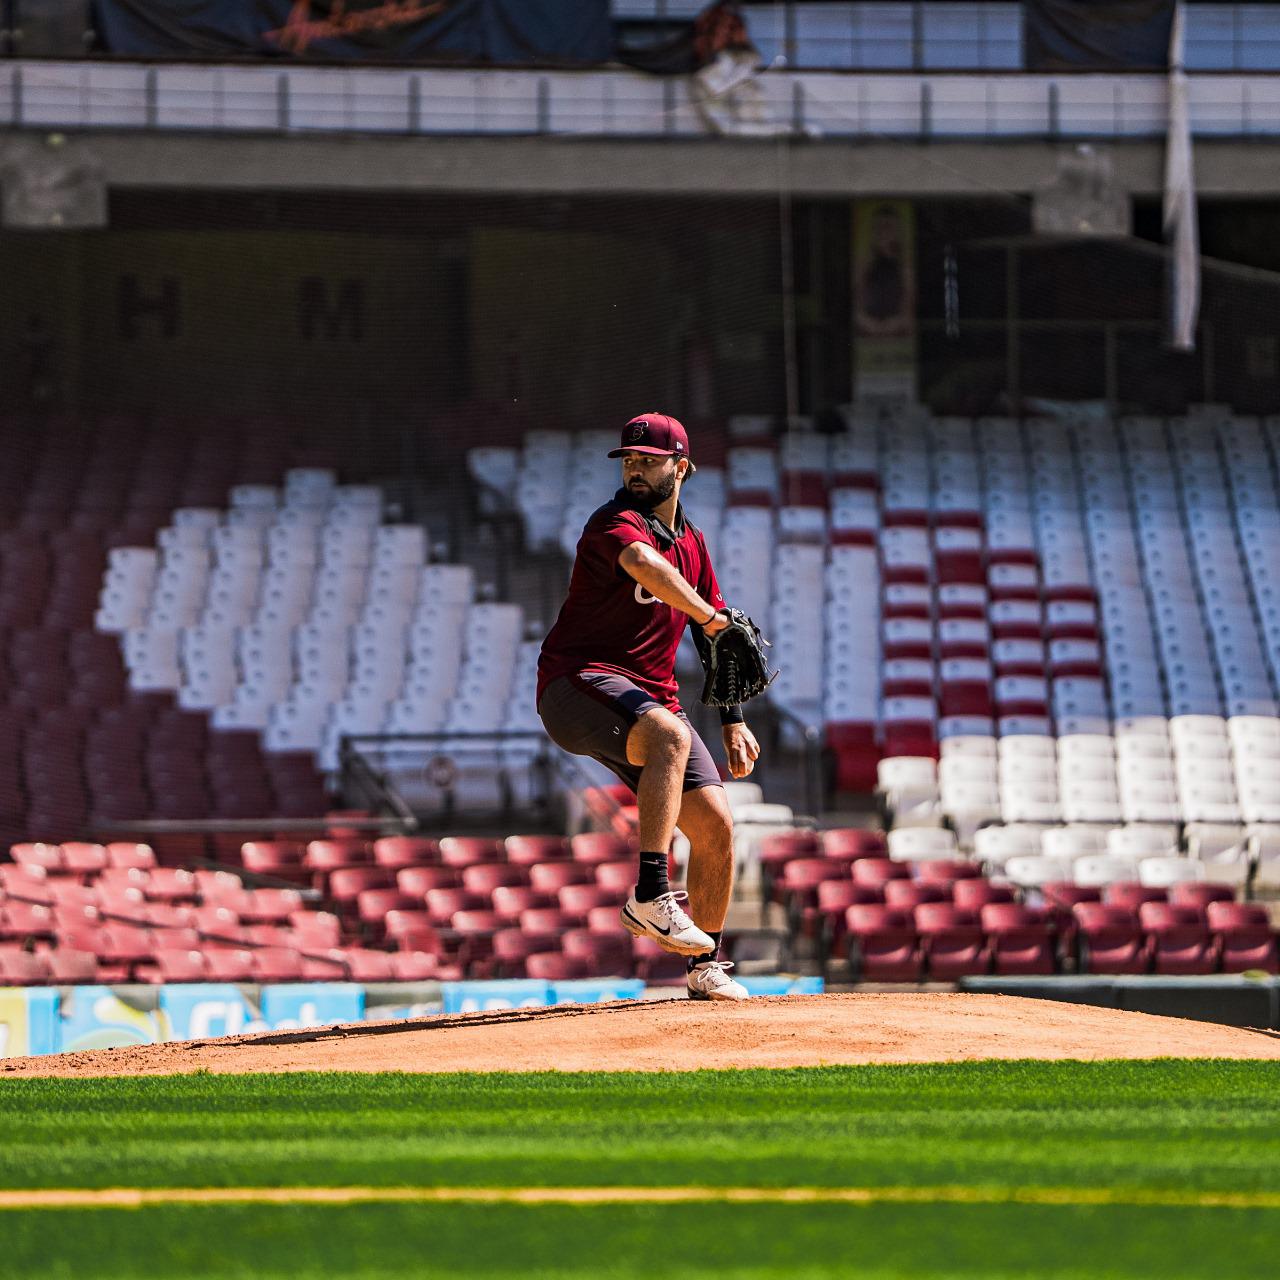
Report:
4,993,1279,1077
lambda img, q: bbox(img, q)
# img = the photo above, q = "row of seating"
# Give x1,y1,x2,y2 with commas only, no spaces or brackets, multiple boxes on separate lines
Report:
841,900,1277,981
0,414,335,837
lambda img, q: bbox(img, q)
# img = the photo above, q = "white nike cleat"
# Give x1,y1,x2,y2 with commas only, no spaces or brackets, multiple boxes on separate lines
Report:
686,959,749,1001
620,890,715,956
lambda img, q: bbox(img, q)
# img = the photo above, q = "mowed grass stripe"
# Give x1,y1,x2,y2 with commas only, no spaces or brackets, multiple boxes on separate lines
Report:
3,1184,1280,1211
3,1061,1279,1197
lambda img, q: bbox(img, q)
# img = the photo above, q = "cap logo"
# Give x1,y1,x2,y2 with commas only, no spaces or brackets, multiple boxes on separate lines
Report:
626,422,647,442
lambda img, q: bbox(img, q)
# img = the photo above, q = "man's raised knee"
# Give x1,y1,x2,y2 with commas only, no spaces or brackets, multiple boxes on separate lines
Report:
626,708,691,766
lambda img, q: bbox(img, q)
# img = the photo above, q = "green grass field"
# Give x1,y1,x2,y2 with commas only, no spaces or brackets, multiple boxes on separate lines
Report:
1,1059,1278,1278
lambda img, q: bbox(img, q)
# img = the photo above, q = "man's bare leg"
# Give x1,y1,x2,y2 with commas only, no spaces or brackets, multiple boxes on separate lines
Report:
617,709,714,956
677,783,735,935
677,783,747,999
625,707,690,855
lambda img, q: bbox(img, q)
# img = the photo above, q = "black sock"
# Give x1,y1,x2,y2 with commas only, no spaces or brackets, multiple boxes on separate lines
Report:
635,851,670,903
688,931,722,972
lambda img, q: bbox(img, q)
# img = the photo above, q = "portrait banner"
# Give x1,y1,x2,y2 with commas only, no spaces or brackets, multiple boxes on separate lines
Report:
852,199,917,403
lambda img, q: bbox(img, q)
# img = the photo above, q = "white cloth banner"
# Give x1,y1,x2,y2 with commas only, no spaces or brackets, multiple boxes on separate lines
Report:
1163,3,1200,352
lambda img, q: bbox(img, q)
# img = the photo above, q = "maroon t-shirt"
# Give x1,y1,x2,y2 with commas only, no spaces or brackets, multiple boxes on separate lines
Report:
537,490,725,712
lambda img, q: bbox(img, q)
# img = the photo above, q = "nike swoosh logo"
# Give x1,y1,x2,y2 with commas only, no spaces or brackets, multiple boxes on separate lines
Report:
623,904,669,936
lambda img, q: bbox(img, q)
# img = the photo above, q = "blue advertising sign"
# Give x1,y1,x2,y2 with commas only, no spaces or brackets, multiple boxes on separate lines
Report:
442,980,549,1014
159,984,262,1041
261,984,363,1030
59,986,168,1053
549,979,645,1006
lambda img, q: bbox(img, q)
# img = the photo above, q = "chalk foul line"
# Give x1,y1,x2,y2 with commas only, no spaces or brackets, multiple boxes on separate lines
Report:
0,1186,1277,1210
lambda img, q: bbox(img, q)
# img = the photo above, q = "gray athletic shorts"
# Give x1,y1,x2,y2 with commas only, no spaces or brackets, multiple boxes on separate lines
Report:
537,672,722,795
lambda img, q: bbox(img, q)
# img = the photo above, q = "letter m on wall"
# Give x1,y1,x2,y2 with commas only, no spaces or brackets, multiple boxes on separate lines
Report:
298,278,364,342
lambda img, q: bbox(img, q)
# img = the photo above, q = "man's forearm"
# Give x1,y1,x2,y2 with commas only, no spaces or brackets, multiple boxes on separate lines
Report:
621,545,717,623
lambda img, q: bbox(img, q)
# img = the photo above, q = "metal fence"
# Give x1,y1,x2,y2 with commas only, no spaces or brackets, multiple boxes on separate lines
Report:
5,60,1280,137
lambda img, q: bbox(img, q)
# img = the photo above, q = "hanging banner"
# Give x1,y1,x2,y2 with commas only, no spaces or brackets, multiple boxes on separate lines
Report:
852,200,917,403
93,0,611,64
1025,0,1174,71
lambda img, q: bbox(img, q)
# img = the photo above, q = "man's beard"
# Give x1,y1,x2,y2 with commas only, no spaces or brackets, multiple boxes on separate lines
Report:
628,472,676,511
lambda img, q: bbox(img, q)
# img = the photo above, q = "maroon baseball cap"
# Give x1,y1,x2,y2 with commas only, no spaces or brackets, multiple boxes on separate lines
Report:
607,413,692,464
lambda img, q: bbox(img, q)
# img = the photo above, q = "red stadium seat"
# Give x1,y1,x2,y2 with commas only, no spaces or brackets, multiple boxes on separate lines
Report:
288,910,342,949
47,948,101,984
981,903,1056,975
557,883,619,919
328,867,396,907
10,842,64,873
438,837,504,869
585,905,622,934
144,868,199,902
914,859,984,886
505,835,571,866
382,910,437,945
1073,903,1149,974
1206,902,1279,974
570,832,635,866
391,951,456,981
0,948,51,985
396,865,461,897
493,927,561,978
461,863,530,896
1139,902,1217,975
914,903,990,980
355,889,415,935
816,881,882,955
0,902,55,941
951,880,1017,912
490,885,556,922
105,842,157,870
240,841,308,884
142,949,208,984
593,861,636,894
852,858,912,890
883,880,951,910
525,952,590,981
844,905,922,982
372,836,442,869
239,888,304,924
529,862,595,894
630,934,687,984
518,907,578,935
60,842,108,877
248,947,306,983
561,929,633,978
420,888,485,927
196,947,251,981
1104,882,1168,912
1168,883,1237,912
340,949,397,983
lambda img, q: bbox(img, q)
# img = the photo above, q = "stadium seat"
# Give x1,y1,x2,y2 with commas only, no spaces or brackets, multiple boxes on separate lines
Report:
914,903,990,980
1206,902,1278,974
844,905,922,983
1073,903,1150,974
981,903,1056,975
1139,902,1218,975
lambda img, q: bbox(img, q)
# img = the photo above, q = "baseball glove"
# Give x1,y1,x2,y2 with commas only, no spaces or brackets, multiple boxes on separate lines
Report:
698,608,778,708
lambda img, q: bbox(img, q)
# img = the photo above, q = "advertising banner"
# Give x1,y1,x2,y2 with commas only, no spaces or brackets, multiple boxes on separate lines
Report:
94,0,611,64
548,979,645,1006
59,986,168,1052
0,988,58,1057
1025,0,1174,71
261,983,364,1030
852,199,917,403
442,979,550,1014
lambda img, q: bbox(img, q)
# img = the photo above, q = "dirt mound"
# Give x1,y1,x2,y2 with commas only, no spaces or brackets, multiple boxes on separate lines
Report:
4,993,1279,1077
